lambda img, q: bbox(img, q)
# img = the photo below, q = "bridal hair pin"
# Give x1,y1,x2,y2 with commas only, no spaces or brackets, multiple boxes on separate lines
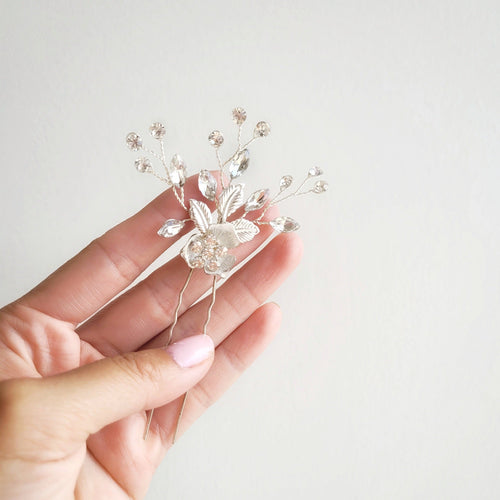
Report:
126,107,328,442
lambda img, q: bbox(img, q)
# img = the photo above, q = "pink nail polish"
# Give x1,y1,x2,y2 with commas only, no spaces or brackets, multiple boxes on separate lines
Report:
166,335,214,368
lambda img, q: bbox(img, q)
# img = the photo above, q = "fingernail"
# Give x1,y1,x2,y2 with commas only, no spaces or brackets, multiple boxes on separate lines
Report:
165,335,214,368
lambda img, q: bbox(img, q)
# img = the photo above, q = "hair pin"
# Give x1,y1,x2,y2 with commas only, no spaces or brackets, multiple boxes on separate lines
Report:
126,107,328,442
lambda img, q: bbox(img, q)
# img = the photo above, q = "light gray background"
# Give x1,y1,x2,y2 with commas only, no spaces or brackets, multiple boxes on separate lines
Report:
1,1,499,499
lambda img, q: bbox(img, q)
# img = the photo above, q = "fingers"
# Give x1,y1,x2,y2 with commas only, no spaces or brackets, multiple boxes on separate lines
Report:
152,302,282,445
18,177,203,326
76,210,278,356
0,335,214,456
145,233,303,350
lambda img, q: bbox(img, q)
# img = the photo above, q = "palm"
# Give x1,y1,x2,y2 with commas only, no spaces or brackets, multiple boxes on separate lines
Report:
0,177,301,499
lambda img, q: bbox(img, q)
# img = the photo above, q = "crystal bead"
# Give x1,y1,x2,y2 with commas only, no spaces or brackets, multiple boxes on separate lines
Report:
254,121,271,138
270,216,300,233
198,169,217,201
157,219,185,237
206,260,219,273
232,107,247,125
279,175,293,191
313,180,329,193
189,240,203,255
167,154,187,187
149,122,165,140
229,149,250,179
245,189,270,211
126,132,142,151
134,157,152,173
308,166,323,177
214,246,227,258
191,256,204,268
208,130,224,147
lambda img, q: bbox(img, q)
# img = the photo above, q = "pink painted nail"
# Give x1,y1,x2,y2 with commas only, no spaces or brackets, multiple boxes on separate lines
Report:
165,335,214,368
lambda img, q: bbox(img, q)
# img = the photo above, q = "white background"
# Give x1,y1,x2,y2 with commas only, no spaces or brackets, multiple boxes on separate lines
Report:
1,1,499,499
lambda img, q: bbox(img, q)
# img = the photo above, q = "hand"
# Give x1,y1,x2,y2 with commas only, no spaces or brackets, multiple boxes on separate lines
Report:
0,175,302,499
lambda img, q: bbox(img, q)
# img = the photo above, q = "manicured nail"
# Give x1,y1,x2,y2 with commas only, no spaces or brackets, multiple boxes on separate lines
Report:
166,335,214,368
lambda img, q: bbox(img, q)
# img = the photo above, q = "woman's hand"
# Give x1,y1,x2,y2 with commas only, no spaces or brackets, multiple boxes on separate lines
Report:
0,175,302,499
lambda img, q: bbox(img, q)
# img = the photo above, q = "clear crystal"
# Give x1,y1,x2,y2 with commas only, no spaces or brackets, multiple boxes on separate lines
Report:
134,157,152,173
308,166,323,177
149,122,165,140
232,107,247,125
254,121,271,138
270,216,300,233
198,169,217,201
126,132,142,151
229,149,250,178
168,154,187,187
208,130,224,147
157,219,185,237
313,180,329,193
245,189,270,211
279,175,293,191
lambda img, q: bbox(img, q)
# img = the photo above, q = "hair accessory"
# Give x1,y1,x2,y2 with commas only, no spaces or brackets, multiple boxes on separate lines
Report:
126,107,328,442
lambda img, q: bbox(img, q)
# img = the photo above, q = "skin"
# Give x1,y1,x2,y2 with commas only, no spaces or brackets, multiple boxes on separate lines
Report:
0,174,303,499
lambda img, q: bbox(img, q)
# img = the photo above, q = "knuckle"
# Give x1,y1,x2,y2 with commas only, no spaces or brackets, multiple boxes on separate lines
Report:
111,351,164,388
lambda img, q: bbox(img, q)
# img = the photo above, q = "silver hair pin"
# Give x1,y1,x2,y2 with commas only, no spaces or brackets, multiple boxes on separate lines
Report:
126,107,328,442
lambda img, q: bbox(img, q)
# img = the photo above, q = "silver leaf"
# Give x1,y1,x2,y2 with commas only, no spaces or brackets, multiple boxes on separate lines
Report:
218,184,244,222
232,218,260,243
189,199,212,234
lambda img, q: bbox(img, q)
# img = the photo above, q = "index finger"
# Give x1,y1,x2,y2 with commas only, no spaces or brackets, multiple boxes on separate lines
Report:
18,177,202,325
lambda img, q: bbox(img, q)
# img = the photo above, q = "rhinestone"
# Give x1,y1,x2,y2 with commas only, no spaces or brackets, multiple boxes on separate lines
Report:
149,122,165,140
126,132,142,151
205,234,217,247
206,260,219,273
245,189,270,211
254,121,271,138
232,107,247,125
308,166,323,177
270,216,300,233
134,157,152,173
191,256,204,268
313,180,329,193
214,246,227,258
189,240,203,255
208,130,224,147
157,219,184,237
279,175,293,191
198,169,217,201
228,149,250,179
167,154,187,187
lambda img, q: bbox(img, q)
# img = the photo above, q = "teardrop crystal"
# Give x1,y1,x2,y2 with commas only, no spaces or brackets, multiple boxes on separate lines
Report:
308,166,323,177
198,169,217,201
167,154,187,187
270,216,300,233
157,219,185,237
279,175,293,191
245,189,270,211
313,180,329,193
228,149,250,179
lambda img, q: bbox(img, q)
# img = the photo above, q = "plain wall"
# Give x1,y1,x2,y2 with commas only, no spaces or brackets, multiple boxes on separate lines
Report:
0,1,498,499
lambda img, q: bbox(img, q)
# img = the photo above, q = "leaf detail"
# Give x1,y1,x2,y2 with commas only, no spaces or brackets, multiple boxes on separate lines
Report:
232,218,260,243
189,199,212,234
218,184,244,222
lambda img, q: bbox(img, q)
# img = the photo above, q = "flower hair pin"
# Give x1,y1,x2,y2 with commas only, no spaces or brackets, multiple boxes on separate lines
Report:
126,107,328,442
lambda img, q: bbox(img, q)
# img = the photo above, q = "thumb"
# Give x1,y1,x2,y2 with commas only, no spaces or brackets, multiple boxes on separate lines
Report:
1,334,214,447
